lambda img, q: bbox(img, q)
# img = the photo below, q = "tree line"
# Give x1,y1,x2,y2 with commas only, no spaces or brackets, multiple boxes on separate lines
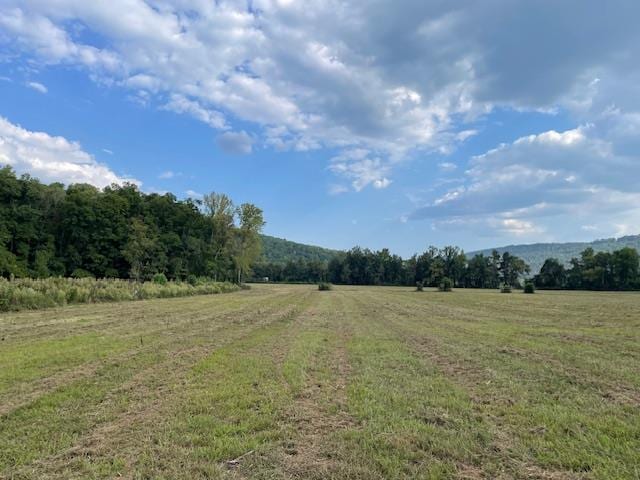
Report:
0,167,264,282
535,247,639,290
254,244,640,291
253,246,531,289
3,166,638,290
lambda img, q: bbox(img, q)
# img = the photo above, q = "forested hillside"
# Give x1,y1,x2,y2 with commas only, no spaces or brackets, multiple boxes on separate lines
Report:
260,235,339,263
469,236,640,273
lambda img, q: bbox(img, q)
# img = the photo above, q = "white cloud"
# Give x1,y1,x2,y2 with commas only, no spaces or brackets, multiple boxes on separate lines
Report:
0,1,486,188
26,81,47,93
328,183,349,195
216,131,253,155
410,125,640,239
614,223,635,237
158,170,175,179
373,177,391,189
162,94,226,130
102,148,114,155
438,161,457,172
329,149,393,191
185,189,203,199
0,116,138,188
492,218,543,236
2,1,640,199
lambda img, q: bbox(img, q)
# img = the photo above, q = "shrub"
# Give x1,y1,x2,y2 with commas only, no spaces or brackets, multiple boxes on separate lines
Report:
71,268,94,279
523,281,535,294
416,281,424,292
439,277,453,292
500,284,512,293
318,282,332,291
186,274,198,286
152,273,168,285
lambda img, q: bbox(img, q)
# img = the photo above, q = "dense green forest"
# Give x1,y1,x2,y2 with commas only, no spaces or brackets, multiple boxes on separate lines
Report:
254,245,640,290
469,235,640,273
259,235,338,263
0,167,264,282
253,247,530,288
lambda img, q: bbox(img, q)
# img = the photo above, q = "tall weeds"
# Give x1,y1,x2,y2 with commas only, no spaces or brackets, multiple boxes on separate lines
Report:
0,277,239,312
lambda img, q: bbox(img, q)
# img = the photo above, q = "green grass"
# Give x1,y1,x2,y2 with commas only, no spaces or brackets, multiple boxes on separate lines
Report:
0,285,638,479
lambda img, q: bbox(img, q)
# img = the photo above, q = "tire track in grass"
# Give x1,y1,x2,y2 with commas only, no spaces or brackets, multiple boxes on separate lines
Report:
246,288,495,479
0,288,294,418
361,289,585,479
360,288,632,479
238,290,358,479
332,292,496,479
0,288,311,479
377,289,640,399
120,290,318,479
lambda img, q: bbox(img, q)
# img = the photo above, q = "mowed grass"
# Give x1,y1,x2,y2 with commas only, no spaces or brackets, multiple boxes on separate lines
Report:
0,286,639,479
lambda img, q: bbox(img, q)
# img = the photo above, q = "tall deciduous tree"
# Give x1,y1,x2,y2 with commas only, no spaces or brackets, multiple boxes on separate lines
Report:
534,258,566,289
122,218,166,281
203,192,235,280
232,203,265,284
499,252,530,287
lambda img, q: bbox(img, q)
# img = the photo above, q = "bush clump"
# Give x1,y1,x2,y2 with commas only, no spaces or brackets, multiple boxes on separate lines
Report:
438,277,453,292
318,282,333,291
500,284,512,293
0,277,239,312
152,273,168,285
416,281,424,292
71,268,94,279
523,281,535,294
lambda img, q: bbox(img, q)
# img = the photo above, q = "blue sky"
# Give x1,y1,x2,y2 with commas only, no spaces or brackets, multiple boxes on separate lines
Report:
1,1,639,256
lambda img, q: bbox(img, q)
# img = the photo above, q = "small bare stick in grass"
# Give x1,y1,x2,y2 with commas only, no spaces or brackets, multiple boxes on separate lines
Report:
225,450,255,468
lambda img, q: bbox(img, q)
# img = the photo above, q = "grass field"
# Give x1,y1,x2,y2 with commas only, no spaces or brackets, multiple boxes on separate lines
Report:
1,285,639,479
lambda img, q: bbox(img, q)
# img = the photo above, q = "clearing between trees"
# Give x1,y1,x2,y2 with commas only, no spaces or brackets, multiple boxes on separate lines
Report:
0,285,638,479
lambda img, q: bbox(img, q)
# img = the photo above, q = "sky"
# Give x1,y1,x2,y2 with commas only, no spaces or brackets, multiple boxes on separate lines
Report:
0,0,639,256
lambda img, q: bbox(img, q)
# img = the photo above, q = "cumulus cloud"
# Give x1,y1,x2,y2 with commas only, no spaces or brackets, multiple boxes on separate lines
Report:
411,125,640,239
2,0,640,196
329,149,392,191
216,130,253,155
26,81,47,93
163,94,226,130
0,116,138,188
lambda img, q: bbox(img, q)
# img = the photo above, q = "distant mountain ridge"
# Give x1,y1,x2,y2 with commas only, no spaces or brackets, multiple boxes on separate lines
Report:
468,234,640,273
260,235,340,264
